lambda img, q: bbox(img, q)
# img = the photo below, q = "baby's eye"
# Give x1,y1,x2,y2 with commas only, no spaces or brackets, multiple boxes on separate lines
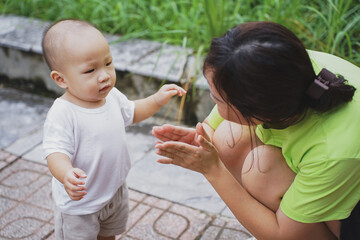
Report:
84,69,95,74
106,61,112,66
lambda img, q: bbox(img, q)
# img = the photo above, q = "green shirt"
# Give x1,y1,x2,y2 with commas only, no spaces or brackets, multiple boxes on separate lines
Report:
208,50,360,223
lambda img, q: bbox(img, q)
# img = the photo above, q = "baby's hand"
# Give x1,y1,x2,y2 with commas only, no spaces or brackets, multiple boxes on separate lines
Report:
63,168,87,201
153,84,186,106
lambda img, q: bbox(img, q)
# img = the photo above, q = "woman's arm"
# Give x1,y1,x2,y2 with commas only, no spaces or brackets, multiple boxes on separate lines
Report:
207,160,335,240
154,135,336,240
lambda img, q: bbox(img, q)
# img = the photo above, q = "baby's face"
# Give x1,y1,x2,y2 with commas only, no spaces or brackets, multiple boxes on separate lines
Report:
60,27,116,108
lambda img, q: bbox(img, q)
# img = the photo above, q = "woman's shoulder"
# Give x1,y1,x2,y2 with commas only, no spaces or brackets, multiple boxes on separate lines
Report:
307,50,360,88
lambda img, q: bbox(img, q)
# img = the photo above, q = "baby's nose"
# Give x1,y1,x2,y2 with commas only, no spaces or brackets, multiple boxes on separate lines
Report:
99,71,110,82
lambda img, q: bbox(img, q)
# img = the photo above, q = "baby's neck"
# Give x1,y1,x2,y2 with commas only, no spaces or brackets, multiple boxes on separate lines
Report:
61,92,106,109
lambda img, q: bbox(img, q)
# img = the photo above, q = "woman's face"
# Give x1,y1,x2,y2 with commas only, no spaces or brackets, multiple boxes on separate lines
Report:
205,70,262,126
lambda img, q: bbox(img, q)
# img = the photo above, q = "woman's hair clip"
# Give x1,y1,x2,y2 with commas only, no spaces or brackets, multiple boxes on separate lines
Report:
306,68,335,99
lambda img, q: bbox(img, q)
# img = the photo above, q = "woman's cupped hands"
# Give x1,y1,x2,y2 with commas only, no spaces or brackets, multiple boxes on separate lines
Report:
152,123,221,175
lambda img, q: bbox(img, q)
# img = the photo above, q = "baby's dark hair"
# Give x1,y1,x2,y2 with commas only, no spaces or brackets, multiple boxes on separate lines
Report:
204,21,356,126
41,19,96,70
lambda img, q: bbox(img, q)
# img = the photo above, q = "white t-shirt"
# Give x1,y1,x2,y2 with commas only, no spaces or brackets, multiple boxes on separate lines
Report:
43,88,135,215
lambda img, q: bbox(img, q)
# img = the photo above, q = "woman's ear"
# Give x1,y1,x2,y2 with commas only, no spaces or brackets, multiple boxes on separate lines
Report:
50,71,67,89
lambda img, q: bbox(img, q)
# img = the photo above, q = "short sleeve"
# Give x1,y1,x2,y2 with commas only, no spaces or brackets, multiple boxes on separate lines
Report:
110,88,135,127
42,102,75,161
207,105,224,130
280,158,360,223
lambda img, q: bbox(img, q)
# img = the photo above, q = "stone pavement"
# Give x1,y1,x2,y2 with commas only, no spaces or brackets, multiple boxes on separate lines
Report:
0,87,254,239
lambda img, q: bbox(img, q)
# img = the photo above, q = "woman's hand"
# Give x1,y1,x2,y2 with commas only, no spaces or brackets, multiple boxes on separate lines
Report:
152,123,210,146
154,131,220,176
152,124,197,145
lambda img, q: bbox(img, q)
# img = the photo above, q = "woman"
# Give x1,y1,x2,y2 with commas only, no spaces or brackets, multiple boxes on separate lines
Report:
152,22,360,239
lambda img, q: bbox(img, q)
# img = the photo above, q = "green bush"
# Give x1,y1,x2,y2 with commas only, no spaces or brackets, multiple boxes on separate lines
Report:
1,0,359,65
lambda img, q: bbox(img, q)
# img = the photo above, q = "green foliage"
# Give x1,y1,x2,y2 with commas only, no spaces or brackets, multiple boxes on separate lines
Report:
1,0,359,64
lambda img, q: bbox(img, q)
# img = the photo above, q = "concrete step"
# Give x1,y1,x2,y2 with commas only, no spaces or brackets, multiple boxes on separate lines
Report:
0,14,213,124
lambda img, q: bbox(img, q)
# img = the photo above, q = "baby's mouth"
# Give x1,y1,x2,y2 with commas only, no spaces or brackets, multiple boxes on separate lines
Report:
100,85,111,92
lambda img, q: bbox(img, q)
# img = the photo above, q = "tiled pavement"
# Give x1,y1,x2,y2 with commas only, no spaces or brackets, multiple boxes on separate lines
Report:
0,87,254,239
0,152,252,240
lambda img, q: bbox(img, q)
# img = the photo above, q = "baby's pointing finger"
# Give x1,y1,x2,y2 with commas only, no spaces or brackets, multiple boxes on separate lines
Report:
177,89,186,96
175,85,186,93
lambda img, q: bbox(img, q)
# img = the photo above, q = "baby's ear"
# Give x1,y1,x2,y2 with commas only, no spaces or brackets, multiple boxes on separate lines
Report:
50,71,67,89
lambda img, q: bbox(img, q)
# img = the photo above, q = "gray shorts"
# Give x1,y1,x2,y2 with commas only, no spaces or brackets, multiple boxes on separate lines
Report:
54,184,129,240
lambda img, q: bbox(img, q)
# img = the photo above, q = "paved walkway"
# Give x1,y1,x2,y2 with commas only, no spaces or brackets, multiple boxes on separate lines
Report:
0,87,254,239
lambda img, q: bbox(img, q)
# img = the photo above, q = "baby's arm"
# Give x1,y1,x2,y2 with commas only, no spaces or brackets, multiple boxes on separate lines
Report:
133,84,186,123
47,152,87,201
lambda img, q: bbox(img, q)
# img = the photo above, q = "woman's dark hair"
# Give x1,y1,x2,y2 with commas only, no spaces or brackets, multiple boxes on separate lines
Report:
204,21,356,126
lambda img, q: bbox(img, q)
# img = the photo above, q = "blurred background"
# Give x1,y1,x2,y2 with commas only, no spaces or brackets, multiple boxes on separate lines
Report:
1,0,359,65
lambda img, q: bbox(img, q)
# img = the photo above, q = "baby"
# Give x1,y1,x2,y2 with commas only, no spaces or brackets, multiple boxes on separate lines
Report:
42,19,185,240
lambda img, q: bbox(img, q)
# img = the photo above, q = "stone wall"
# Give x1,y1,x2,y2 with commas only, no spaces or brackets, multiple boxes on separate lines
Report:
0,15,214,125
